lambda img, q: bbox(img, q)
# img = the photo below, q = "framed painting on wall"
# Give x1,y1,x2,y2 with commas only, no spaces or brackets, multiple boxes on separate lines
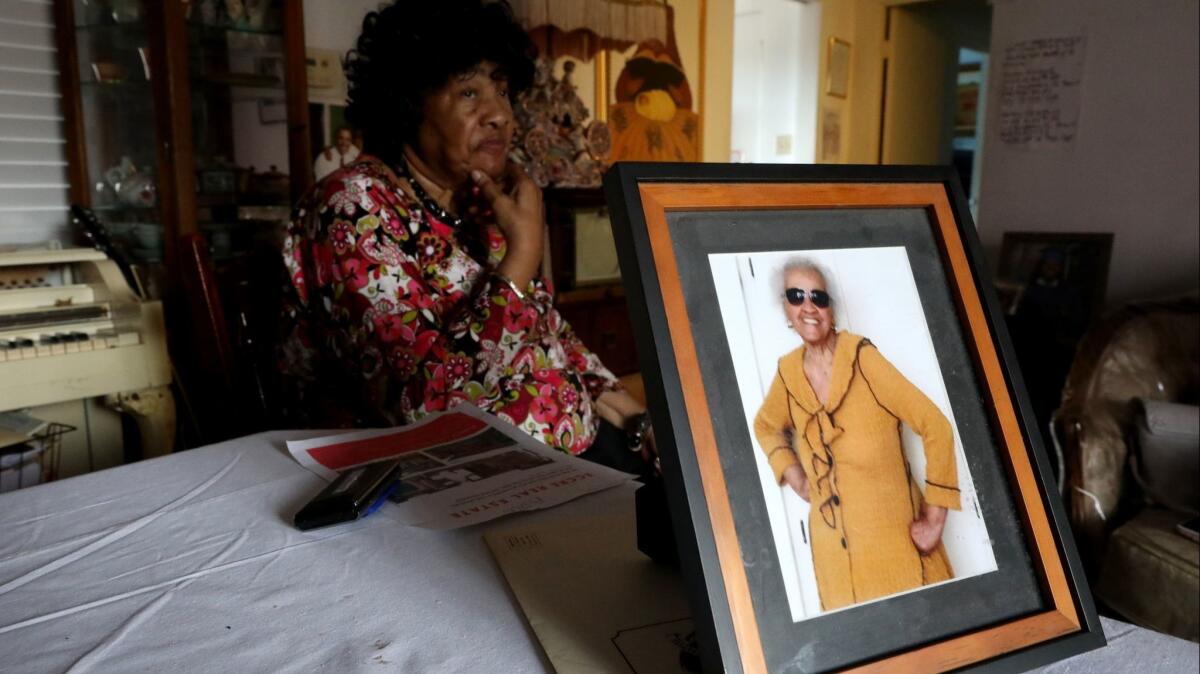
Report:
825,37,851,99
603,162,1105,672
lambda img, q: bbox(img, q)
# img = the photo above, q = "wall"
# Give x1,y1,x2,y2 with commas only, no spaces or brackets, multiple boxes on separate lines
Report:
731,0,822,164
302,0,380,54
0,0,69,245
976,0,1199,304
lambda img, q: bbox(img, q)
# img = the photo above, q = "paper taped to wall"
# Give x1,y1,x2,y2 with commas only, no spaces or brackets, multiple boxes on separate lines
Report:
997,35,1087,150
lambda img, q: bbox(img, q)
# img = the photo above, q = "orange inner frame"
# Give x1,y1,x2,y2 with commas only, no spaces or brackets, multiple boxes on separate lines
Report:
636,182,1081,673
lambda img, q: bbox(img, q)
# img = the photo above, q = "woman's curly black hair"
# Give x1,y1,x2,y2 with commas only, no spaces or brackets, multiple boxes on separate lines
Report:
344,0,536,169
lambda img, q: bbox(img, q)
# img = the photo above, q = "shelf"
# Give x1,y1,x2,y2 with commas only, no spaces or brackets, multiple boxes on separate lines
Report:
185,20,284,37
76,20,283,53
187,21,284,57
80,79,151,91
81,78,284,107
197,73,283,90
75,21,148,34
91,203,158,214
79,18,280,34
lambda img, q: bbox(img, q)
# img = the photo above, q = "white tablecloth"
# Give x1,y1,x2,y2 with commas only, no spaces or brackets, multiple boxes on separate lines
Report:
0,431,1195,672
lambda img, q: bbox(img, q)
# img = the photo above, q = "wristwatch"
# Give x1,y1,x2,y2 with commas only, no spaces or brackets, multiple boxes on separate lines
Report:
626,412,653,452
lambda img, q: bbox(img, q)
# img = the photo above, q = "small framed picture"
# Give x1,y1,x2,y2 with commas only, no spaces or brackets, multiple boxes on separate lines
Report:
544,188,622,290
995,231,1113,320
603,163,1104,672
826,38,851,99
257,99,287,125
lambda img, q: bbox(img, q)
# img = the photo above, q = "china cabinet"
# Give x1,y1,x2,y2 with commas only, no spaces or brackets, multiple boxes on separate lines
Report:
53,0,310,442
55,0,309,288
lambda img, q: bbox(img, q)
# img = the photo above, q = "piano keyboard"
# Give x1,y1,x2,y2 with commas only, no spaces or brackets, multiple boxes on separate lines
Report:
0,247,171,413
0,331,140,361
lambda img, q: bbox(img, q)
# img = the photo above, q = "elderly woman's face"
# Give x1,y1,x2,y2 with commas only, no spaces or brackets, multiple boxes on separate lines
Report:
784,268,834,345
415,60,514,185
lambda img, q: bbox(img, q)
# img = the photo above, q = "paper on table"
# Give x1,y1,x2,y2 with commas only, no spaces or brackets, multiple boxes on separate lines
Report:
285,404,636,529
485,513,696,674
0,410,48,451
0,429,27,451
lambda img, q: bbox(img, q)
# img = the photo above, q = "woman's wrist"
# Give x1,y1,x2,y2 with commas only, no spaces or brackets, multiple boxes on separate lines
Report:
491,271,530,300
624,411,653,452
496,245,542,289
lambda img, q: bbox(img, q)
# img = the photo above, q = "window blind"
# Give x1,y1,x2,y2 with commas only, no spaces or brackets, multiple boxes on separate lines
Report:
0,0,69,245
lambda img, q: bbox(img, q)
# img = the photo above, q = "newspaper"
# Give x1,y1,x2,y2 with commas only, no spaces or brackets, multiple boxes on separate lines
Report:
285,404,635,529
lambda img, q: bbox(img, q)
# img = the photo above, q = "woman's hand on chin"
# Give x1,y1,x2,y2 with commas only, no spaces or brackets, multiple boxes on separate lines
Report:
472,164,544,288
910,503,948,554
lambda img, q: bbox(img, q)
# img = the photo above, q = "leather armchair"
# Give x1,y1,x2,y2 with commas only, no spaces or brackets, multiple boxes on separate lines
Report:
1056,294,1199,641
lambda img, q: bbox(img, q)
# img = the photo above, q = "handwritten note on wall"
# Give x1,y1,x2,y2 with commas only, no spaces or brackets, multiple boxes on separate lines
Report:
997,36,1086,149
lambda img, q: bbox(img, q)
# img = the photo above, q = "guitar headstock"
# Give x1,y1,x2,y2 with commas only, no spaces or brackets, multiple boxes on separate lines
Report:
70,204,143,298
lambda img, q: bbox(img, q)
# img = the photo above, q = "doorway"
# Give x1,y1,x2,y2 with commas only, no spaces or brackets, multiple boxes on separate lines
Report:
879,0,991,213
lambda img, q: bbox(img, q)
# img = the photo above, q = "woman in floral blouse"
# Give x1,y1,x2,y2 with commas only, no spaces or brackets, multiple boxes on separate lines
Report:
278,0,652,471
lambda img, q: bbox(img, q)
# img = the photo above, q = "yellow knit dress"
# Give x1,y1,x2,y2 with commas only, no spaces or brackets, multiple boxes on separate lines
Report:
753,333,962,611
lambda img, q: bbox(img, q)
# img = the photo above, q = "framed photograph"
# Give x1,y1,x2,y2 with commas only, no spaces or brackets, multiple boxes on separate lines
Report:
603,163,1104,672
257,99,288,125
995,231,1112,321
544,188,622,290
820,108,843,163
826,38,851,99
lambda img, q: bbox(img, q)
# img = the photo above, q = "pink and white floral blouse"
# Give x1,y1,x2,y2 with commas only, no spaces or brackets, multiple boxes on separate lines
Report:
278,157,620,454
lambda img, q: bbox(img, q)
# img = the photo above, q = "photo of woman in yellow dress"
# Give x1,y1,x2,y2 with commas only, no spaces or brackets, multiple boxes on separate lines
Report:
752,259,963,611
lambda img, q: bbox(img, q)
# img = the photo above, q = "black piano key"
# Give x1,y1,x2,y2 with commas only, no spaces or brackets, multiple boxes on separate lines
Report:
70,332,90,342
16,338,34,347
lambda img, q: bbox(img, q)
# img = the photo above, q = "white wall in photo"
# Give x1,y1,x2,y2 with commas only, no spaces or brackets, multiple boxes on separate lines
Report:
710,246,997,622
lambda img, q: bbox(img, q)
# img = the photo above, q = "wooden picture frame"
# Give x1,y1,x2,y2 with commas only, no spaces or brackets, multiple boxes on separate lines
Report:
603,163,1104,673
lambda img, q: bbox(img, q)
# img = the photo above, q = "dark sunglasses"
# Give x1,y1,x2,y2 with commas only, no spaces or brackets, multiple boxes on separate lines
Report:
784,287,831,308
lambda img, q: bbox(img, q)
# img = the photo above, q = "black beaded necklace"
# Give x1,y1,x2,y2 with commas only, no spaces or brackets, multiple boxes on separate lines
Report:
396,156,489,262
398,157,462,229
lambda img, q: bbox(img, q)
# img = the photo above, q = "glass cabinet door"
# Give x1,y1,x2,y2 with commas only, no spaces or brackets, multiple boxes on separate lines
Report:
72,0,165,289
186,0,292,267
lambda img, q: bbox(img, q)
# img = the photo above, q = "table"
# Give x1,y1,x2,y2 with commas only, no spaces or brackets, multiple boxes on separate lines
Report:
1,432,1195,672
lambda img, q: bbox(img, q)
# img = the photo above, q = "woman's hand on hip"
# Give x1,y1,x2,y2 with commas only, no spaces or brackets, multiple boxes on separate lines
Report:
910,503,948,555
471,165,544,288
782,464,810,502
